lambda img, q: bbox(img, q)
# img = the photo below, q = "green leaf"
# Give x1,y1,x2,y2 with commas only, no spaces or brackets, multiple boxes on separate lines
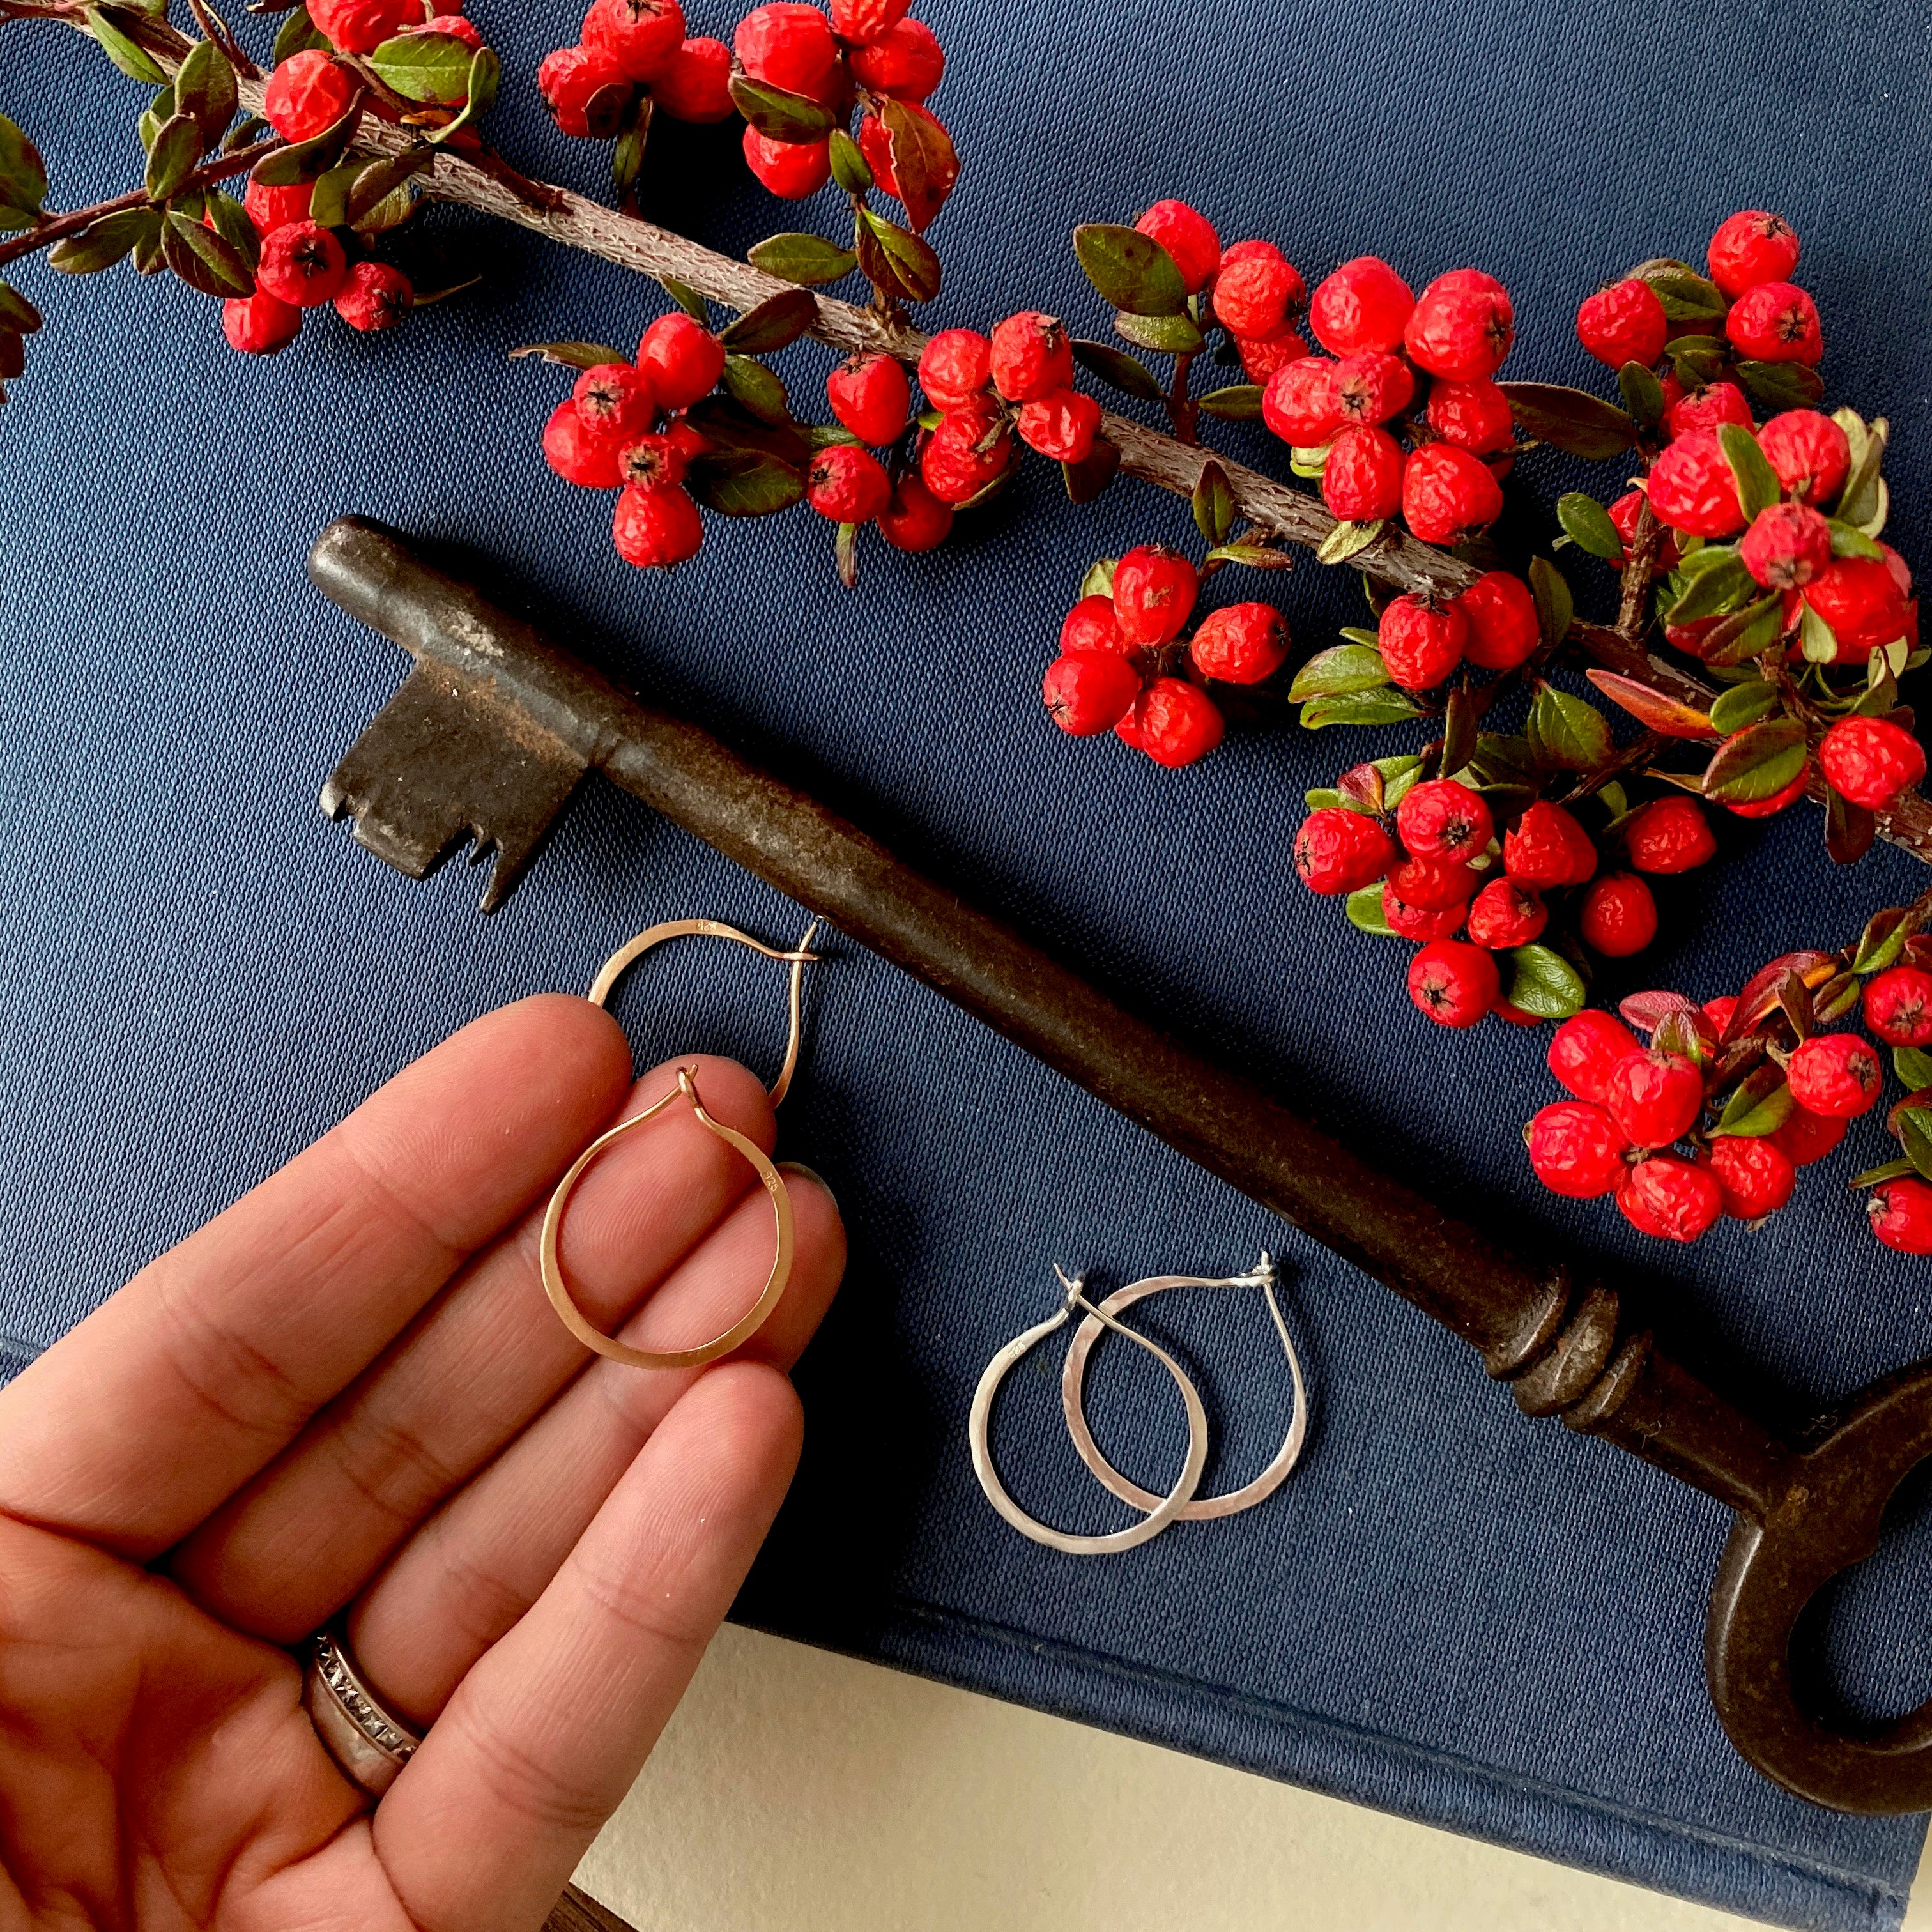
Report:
1062,436,1119,505
172,37,238,144
1896,1046,1932,1091
1710,1069,1795,1138
252,98,362,186
746,233,857,288
1556,492,1623,562
144,113,206,201
1070,338,1161,401
0,281,42,334
160,207,252,296
1197,382,1263,422
855,208,940,303
728,73,834,144
658,275,709,320
1618,360,1665,430
1113,309,1204,355
1503,946,1587,1021
1828,518,1884,561
341,145,433,226
370,30,480,103
877,95,956,233
203,188,257,272
1317,519,1384,566
825,126,871,195
272,4,330,59
87,7,169,82
1305,788,1343,811
1666,334,1728,388
1718,420,1781,520
1080,558,1117,599
507,339,629,370
1379,754,1425,809
1664,550,1754,625
1528,556,1574,648
1700,595,1784,667
1497,382,1636,461
1734,359,1824,413
1837,415,1889,528
434,43,502,142
1346,883,1396,936
1191,458,1234,547
139,86,173,155
1701,717,1807,803
1288,645,1391,701
1526,682,1613,770
1899,1107,1932,1185
1071,222,1187,317
1206,540,1291,569
721,353,790,426
1634,263,1728,324
47,206,155,273
1854,1157,1922,1188
718,287,816,354
1299,688,1423,730
1708,678,1779,734
686,448,805,517
1800,601,1840,664
0,115,48,217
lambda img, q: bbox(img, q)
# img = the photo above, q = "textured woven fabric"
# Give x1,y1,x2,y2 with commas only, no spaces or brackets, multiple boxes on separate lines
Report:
5,3,1932,1926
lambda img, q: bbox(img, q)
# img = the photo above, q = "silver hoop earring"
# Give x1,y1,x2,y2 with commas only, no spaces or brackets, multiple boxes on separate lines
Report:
969,1267,1209,1556
1061,1253,1307,1522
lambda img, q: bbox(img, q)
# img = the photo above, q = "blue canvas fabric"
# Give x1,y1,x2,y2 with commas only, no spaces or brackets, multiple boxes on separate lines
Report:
4,1,1932,1925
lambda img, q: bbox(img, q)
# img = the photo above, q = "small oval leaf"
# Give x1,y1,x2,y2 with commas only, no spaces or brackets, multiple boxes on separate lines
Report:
1072,222,1186,318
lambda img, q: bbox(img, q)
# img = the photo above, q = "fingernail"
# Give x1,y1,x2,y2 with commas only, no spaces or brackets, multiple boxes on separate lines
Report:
777,1160,838,1215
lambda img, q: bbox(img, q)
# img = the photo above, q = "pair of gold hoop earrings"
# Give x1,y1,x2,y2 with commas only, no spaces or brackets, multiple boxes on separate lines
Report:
970,1255,1310,1555
540,917,820,1371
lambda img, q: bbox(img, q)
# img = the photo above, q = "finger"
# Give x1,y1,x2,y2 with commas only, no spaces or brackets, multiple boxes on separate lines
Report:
0,997,630,1559
167,1055,776,1639
346,1164,843,1727
375,1361,802,1932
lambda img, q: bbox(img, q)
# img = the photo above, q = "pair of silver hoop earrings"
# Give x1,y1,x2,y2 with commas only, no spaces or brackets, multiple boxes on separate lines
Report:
970,1254,1310,1556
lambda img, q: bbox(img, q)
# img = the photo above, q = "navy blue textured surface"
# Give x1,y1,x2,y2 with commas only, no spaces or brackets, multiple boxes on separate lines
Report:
5,1,1932,1925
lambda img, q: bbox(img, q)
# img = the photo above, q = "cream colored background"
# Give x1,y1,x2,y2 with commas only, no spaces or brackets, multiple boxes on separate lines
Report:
577,1623,1932,1931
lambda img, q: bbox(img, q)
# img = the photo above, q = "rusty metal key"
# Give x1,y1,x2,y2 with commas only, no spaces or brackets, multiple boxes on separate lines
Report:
309,514,1932,1814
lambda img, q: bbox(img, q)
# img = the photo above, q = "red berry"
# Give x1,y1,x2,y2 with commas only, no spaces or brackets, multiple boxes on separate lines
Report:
1707,211,1800,300
1646,429,1745,539
1377,594,1466,691
1383,884,1464,940
1262,357,1341,447
1322,424,1404,521
1425,378,1514,455
1292,807,1396,895
1623,796,1715,873
1454,570,1539,670
1771,1104,1847,1166
806,442,891,522
1389,854,1478,910
1397,778,1493,859
1236,330,1309,383
654,36,735,121
1665,379,1752,441
332,259,412,332
612,483,703,567
1213,254,1303,339
1724,762,1810,818
256,220,346,308
1404,268,1512,381
664,415,710,464
1527,1101,1629,1197
829,0,908,43
637,311,724,409
733,1,839,100
583,0,686,81
742,127,832,197
1112,544,1197,646
1402,443,1504,545
1607,489,1681,572
856,102,956,210
1786,1032,1883,1117
1699,1136,1796,1220
1604,1048,1702,1147
1504,800,1597,888
1865,965,1932,1047
574,362,656,440
988,310,1074,404
1819,716,1926,809
1016,387,1101,463
1407,939,1499,1028
1726,282,1823,366
1308,256,1414,356
1869,1177,1932,1254
826,351,911,444
1804,557,1912,657
1575,278,1669,369
409,13,482,49
263,50,353,142
847,15,943,98
1188,602,1288,684
1756,409,1850,503
537,45,631,137
1131,678,1223,767
1547,1009,1641,1104
221,288,302,355
1578,873,1658,958
307,0,413,54
919,407,1012,504
1133,200,1220,295
917,329,992,411
1331,350,1414,426
1466,876,1545,947
875,472,953,551
244,178,313,233
1618,1154,1724,1242
1043,652,1139,736
617,432,687,489
1739,501,1832,592
1061,595,1123,657
1220,238,1283,270
543,401,624,487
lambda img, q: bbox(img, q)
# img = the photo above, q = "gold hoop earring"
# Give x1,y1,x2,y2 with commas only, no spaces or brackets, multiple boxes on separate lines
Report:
540,918,820,1370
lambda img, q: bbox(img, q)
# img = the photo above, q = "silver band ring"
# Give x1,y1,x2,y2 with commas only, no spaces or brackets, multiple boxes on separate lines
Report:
303,1629,422,1798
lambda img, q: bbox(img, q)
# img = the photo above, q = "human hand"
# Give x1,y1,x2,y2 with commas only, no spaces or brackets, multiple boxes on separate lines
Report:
0,996,845,1931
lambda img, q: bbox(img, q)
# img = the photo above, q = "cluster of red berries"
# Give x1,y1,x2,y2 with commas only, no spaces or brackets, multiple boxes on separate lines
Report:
1042,547,1287,767
1294,780,1723,1023
538,0,734,140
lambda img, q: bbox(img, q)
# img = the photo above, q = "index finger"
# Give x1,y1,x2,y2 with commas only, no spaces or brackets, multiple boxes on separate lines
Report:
0,994,631,1559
